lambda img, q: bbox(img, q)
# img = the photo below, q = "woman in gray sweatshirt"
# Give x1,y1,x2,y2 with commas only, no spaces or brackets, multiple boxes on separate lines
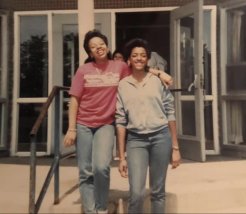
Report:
115,38,181,214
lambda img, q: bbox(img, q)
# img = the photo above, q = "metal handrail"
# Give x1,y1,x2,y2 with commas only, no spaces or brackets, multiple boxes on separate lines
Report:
30,86,69,137
29,86,72,214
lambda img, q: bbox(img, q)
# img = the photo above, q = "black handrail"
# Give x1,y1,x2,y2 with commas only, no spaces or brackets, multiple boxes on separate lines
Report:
29,86,73,214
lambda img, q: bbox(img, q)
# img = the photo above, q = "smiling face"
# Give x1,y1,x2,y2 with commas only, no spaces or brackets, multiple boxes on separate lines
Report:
88,37,109,63
128,47,148,72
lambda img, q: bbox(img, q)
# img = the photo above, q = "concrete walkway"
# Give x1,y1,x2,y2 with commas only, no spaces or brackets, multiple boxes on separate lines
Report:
0,156,246,213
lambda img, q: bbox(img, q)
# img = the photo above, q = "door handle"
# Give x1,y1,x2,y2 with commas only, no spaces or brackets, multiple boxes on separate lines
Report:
188,74,198,92
170,74,198,93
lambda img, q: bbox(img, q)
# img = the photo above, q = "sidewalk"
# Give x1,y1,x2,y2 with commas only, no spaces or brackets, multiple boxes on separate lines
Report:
0,156,246,213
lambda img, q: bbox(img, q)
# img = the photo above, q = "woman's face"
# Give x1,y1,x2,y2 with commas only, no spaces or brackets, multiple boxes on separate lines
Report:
88,37,109,62
113,53,124,61
129,47,148,71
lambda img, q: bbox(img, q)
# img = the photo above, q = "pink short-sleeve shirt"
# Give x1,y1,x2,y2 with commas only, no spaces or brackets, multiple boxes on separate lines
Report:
69,60,130,127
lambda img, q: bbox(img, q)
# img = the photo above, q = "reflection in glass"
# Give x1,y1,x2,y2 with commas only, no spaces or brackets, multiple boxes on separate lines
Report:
204,101,214,149
180,16,195,95
0,104,2,146
227,101,246,145
18,103,47,151
203,11,212,95
226,65,246,91
0,16,2,95
63,25,79,87
181,101,196,136
19,16,48,98
227,7,246,63
62,100,69,135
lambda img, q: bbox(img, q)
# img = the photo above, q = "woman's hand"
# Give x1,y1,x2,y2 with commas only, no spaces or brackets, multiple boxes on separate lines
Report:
149,68,173,88
118,159,128,178
63,130,77,147
171,149,181,169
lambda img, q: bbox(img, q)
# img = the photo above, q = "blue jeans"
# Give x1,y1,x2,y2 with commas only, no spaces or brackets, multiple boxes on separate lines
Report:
126,127,172,214
76,124,115,213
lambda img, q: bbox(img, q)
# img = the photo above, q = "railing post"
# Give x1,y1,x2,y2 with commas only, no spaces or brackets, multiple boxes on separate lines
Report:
28,86,70,212
29,136,37,214
54,89,60,204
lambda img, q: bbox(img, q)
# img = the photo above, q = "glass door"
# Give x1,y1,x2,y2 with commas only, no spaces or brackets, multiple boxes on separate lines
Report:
52,14,78,154
170,0,206,161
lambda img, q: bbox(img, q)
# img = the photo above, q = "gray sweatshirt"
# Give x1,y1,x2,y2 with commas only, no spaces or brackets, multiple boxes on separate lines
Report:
115,72,176,134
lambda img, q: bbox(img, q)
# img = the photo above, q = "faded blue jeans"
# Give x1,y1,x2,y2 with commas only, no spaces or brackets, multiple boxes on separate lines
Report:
126,127,172,214
76,124,115,213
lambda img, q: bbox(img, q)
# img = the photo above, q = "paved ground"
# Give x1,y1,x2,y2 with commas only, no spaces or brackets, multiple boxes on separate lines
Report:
0,155,246,213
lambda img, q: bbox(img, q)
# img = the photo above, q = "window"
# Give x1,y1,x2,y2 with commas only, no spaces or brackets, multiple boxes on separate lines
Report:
17,15,48,151
19,16,48,98
221,3,246,146
226,6,246,93
0,14,8,148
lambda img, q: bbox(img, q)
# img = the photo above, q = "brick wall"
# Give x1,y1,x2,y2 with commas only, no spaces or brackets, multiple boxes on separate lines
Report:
0,0,77,11
95,0,218,9
0,0,221,11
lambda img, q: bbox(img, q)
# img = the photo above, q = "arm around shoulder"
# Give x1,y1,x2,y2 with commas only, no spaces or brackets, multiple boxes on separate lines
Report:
149,68,173,87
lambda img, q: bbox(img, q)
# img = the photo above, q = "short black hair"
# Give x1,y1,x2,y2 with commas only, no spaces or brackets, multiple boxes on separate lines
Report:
124,38,151,60
112,48,125,60
83,29,112,63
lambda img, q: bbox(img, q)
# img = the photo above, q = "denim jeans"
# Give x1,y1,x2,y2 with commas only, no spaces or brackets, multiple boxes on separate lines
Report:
76,124,115,213
126,127,172,214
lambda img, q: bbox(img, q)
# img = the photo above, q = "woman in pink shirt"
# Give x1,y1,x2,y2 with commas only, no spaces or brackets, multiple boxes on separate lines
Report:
63,30,172,214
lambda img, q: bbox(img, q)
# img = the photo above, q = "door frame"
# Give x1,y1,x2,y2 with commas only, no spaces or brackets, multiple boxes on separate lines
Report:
170,0,206,161
11,10,77,156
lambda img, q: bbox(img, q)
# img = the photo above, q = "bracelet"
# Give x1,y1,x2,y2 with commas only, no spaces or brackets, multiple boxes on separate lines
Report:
157,72,161,78
68,129,77,132
172,146,179,150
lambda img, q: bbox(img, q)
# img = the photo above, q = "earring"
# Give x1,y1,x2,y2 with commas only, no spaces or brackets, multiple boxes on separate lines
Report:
127,60,131,66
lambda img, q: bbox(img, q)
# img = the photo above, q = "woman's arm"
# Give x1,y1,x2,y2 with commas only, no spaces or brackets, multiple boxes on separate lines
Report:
116,126,128,178
168,121,181,169
63,95,79,147
115,85,128,178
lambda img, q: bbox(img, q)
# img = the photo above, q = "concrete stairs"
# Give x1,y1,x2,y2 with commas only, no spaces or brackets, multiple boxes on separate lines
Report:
0,157,246,213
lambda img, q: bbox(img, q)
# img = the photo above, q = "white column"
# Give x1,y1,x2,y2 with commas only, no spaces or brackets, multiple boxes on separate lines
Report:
78,0,94,65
